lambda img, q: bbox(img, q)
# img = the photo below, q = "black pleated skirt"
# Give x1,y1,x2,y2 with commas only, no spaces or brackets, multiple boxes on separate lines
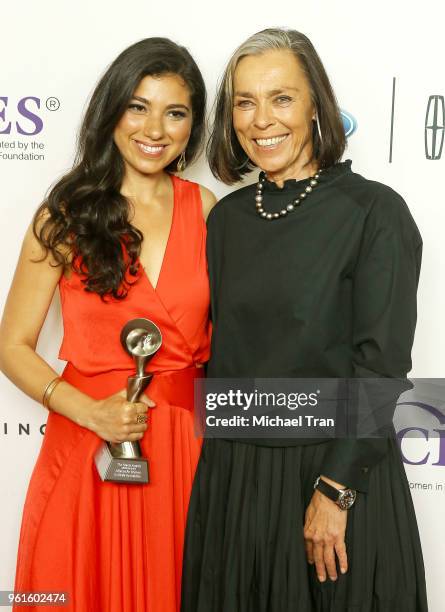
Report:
181,437,428,612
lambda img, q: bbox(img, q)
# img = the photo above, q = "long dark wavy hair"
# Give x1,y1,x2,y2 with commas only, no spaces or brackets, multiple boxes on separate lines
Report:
34,37,206,298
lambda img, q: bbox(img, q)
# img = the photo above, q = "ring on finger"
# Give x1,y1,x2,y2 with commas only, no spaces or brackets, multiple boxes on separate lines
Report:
136,414,148,424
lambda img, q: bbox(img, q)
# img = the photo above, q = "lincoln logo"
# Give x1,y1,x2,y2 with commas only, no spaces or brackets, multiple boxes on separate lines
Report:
425,95,444,160
396,402,445,466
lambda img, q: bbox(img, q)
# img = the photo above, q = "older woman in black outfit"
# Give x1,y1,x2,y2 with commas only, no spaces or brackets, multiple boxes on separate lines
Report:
181,28,428,611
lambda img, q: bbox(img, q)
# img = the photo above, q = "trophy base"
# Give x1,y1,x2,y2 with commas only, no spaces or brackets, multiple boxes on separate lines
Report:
94,442,149,484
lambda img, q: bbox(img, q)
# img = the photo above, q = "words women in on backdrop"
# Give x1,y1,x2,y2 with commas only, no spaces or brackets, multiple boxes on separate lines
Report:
0,38,215,612
181,28,428,612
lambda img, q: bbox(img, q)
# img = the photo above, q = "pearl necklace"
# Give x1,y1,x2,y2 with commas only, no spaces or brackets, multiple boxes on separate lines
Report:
255,169,323,220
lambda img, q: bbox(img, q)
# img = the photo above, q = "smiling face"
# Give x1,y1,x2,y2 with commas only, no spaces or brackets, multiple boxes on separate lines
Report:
233,49,316,183
113,73,192,179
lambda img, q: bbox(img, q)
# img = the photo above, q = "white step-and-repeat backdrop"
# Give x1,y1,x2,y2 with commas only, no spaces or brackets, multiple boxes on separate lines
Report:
1,1,444,610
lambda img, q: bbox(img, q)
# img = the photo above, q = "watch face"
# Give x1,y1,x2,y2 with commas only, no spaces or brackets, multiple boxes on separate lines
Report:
338,489,357,510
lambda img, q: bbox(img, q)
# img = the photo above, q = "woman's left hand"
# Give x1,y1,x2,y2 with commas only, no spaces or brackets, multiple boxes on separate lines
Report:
303,477,348,583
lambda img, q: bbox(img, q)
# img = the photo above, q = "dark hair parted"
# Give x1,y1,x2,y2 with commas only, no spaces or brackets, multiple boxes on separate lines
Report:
34,37,206,298
207,28,346,184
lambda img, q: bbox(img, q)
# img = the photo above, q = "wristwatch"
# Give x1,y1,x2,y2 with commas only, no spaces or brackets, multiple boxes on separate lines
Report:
314,476,357,510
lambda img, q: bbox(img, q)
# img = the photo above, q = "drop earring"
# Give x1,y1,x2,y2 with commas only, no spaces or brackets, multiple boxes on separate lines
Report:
177,151,186,172
313,114,323,145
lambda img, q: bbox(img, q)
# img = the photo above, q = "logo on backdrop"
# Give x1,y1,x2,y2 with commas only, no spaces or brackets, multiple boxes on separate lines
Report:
0,95,61,161
340,110,357,138
389,79,445,162
425,95,444,160
1,421,46,436
396,402,445,466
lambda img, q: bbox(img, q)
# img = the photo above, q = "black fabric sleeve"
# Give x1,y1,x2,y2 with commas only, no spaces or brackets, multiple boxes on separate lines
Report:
319,186,422,492
206,203,225,325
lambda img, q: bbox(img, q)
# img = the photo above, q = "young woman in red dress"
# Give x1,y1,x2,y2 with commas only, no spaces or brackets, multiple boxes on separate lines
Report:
0,37,215,612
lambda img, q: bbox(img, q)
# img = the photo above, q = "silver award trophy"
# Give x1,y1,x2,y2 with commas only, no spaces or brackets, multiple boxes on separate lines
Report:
94,318,162,484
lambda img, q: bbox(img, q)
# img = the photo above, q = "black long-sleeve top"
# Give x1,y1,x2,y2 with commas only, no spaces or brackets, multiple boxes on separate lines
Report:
206,161,422,492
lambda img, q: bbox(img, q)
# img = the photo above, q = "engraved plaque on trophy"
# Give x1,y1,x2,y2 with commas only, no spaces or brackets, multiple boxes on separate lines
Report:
94,318,162,484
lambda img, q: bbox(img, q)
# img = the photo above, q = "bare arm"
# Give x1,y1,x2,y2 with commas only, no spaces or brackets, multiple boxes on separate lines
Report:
0,223,149,442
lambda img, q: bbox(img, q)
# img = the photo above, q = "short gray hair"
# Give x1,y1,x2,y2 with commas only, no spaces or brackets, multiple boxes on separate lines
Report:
207,28,346,184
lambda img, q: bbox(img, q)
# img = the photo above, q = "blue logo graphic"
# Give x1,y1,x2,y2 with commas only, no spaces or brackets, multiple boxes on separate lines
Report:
341,110,357,138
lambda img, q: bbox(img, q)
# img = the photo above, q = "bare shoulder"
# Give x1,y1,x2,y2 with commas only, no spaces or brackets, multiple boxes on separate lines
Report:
198,184,218,221
23,211,51,261
21,219,63,274
32,205,72,264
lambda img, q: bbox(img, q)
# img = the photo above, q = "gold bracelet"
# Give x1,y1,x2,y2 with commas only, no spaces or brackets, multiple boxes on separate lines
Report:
42,376,62,410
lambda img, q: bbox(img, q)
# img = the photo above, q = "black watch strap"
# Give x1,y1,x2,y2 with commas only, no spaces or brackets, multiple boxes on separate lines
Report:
314,476,357,510
314,476,340,502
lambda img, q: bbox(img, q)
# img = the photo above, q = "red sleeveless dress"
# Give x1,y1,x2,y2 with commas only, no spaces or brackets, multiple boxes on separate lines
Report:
14,176,210,612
